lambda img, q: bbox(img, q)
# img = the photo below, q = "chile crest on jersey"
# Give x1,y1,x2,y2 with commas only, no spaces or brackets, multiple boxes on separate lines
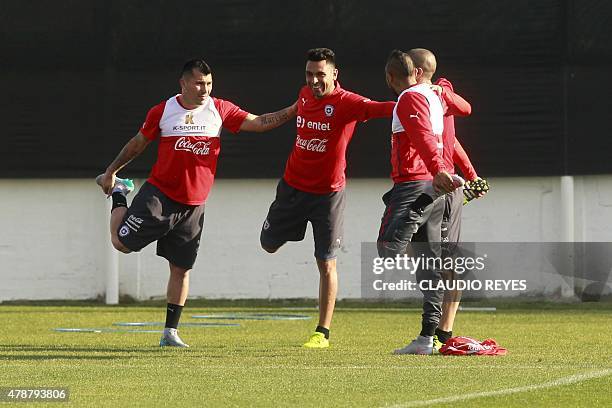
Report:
294,87,339,154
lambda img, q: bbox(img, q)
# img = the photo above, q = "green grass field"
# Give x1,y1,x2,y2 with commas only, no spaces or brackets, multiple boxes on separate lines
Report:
1,302,611,407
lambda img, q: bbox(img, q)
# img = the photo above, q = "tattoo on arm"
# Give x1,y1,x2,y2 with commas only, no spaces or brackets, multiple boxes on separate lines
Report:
257,105,296,130
241,103,296,132
260,110,289,127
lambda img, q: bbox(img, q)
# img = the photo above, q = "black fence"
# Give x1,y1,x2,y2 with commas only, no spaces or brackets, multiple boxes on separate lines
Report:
1,0,611,178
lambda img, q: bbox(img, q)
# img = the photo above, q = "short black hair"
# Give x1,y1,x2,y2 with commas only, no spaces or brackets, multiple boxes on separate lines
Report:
181,59,212,78
307,48,336,67
385,49,414,77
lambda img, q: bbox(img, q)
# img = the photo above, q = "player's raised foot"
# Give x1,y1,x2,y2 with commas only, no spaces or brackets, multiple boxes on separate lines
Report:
159,328,189,348
95,174,135,195
393,335,433,355
432,334,444,355
112,177,134,195
302,332,329,349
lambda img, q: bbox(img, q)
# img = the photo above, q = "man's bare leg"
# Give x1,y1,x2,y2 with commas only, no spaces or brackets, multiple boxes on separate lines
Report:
167,263,190,306
109,207,131,253
436,270,462,345
303,258,337,348
439,291,461,332
161,263,191,347
98,173,133,254
317,258,337,330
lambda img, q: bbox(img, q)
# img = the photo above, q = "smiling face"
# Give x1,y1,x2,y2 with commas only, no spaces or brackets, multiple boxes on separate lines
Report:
305,59,337,99
180,69,213,107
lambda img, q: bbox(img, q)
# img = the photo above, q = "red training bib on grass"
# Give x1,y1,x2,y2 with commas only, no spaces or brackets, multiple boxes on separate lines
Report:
439,336,507,356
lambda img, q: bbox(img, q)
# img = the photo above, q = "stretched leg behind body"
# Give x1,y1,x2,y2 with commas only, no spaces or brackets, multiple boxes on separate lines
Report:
96,174,134,254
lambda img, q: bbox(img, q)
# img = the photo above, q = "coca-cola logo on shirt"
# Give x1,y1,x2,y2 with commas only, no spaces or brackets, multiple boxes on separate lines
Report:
295,135,328,152
174,137,212,155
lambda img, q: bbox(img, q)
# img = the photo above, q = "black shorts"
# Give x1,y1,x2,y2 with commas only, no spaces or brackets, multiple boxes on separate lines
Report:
377,181,445,258
260,178,346,260
117,182,205,270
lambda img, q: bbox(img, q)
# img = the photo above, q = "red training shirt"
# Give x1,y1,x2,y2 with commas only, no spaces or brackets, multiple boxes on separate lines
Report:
435,78,476,180
283,83,395,193
139,95,248,205
390,83,447,183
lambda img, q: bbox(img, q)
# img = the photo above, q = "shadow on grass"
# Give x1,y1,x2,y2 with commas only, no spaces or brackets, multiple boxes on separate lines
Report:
0,354,133,361
0,344,345,361
2,298,610,311
0,344,175,354
0,344,243,359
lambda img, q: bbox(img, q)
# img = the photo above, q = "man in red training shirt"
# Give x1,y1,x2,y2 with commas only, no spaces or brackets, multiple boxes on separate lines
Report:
96,59,296,348
406,48,485,353
376,49,461,355
260,48,395,348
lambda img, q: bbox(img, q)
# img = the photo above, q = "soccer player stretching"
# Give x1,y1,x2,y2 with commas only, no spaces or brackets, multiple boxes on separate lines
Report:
260,48,395,348
377,50,458,354
97,59,296,347
408,48,488,352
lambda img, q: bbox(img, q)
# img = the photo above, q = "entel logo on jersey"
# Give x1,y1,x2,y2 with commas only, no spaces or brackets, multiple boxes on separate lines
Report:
296,115,331,131
324,104,334,117
174,137,212,155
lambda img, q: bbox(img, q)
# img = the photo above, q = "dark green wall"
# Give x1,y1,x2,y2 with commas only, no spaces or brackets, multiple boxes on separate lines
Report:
1,0,610,178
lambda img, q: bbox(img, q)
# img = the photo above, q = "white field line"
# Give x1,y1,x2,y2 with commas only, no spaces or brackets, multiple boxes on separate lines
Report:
386,368,612,408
